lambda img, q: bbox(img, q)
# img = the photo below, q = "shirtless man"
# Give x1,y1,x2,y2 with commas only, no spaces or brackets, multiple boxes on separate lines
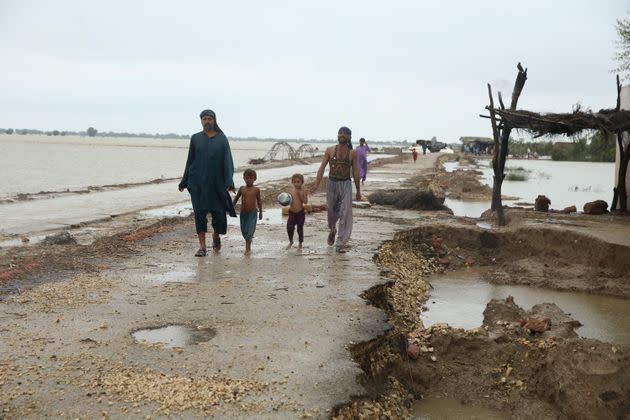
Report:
311,126,360,252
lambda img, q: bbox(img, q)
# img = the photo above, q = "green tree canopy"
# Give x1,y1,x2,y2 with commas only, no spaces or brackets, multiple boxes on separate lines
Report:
614,14,630,79
87,127,98,137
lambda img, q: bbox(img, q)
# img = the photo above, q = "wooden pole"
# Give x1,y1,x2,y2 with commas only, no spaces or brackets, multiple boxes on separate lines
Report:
486,84,500,211
612,75,629,212
492,63,528,225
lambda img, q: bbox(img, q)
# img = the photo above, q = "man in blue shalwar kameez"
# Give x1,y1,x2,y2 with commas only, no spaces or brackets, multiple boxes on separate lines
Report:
179,109,236,256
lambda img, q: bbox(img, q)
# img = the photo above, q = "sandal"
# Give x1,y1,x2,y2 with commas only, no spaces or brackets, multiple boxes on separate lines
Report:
194,248,207,257
335,245,348,253
212,237,221,250
327,227,336,246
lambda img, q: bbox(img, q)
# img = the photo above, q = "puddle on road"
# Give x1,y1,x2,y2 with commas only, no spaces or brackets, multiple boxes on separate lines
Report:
422,270,630,346
444,198,490,218
411,396,508,419
475,222,493,230
257,207,284,225
144,269,196,284
132,325,216,348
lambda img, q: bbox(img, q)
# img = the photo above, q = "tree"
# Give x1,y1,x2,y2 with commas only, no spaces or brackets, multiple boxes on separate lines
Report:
613,14,630,79
87,127,98,137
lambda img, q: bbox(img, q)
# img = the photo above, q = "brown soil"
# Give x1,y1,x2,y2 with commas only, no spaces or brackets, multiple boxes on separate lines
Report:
333,155,630,418
3,152,630,419
409,155,493,201
333,217,630,419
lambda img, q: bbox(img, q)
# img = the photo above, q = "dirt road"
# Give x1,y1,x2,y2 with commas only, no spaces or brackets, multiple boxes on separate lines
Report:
0,154,434,418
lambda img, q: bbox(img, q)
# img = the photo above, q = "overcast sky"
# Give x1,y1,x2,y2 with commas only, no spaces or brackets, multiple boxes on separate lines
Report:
1,0,628,141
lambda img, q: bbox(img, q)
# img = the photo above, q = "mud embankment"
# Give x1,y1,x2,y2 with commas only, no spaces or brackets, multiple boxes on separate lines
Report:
395,223,630,298
333,223,630,419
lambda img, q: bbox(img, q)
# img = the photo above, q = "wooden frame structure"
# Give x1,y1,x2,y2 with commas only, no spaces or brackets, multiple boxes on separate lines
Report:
483,64,630,225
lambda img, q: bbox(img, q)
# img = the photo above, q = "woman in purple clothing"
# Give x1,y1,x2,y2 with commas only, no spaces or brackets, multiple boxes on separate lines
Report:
356,138,371,184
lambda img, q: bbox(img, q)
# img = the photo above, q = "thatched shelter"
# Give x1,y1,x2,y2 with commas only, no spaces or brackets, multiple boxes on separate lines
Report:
482,64,630,225
492,108,630,138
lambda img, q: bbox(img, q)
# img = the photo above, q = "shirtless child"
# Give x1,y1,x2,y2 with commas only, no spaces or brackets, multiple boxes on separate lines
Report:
232,169,263,255
286,173,308,250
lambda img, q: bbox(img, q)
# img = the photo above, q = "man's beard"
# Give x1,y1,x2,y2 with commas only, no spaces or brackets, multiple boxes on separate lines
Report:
338,137,348,144
203,123,214,131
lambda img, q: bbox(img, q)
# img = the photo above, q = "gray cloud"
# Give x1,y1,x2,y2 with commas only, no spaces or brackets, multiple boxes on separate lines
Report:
1,0,627,141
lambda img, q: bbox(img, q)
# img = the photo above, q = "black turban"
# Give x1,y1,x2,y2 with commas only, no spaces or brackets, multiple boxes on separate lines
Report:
199,109,223,132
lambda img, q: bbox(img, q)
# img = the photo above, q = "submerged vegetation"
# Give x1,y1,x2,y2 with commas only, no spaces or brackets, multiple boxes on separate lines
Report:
505,169,528,181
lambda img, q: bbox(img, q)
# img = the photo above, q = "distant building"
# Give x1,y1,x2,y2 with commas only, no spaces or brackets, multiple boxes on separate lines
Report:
460,136,494,154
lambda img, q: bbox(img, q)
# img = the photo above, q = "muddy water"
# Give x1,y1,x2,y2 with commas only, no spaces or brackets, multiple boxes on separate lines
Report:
445,159,615,217
132,325,216,347
411,396,508,419
421,270,630,346
0,135,283,199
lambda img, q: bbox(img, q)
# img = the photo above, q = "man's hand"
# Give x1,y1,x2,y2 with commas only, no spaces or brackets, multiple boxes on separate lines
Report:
259,211,263,220
356,191,362,201
178,185,184,192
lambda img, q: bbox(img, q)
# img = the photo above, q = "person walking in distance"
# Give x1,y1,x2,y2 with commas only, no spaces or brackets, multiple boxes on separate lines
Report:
311,126,361,253
179,109,235,257
356,137,371,184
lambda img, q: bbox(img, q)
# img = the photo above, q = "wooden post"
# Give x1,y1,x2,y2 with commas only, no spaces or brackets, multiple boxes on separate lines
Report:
490,63,528,225
616,131,630,212
612,75,629,212
487,84,501,211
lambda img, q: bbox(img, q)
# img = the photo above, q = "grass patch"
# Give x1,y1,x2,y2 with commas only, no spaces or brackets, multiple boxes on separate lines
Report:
506,172,528,181
505,166,530,181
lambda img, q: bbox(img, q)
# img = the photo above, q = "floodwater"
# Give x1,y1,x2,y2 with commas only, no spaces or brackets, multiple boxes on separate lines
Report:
0,135,315,200
132,325,216,347
445,159,615,217
421,270,630,346
411,396,508,419
0,134,392,238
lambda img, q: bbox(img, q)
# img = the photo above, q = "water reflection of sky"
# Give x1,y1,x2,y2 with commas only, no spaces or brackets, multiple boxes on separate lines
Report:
422,272,630,347
447,159,615,217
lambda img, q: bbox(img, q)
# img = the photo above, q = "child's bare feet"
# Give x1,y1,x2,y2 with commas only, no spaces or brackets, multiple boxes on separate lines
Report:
245,240,252,255
297,242,303,250
286,241,293,250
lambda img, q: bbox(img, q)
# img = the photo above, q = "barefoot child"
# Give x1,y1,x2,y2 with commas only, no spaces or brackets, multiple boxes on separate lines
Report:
233,169,263,255
286,173,308,250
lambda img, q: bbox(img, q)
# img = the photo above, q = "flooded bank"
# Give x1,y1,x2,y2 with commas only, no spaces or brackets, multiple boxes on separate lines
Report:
444,159,615,217
422,270,630,346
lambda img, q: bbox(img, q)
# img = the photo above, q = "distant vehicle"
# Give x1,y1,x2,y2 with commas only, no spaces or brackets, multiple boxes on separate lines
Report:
416,138,446,153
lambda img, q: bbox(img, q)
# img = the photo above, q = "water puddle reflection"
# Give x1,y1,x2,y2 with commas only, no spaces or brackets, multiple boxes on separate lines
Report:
132,325,215,347
411,396,508,419
144,269,196,284
422,271,630,346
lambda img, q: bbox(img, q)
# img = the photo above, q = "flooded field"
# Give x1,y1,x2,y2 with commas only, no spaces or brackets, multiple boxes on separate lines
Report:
0,135,395,239
445,158,615,217
0,135,311,200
